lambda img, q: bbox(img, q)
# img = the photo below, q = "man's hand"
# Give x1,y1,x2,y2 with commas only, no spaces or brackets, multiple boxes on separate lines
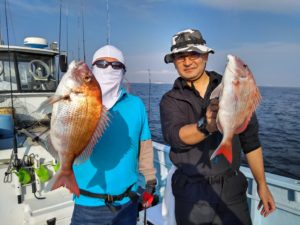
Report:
257,183,276,217
141,179,157,208
206,98,219,133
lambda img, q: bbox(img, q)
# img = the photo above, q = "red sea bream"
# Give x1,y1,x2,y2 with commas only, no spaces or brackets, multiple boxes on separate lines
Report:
45,61,108,196
210,55,261,164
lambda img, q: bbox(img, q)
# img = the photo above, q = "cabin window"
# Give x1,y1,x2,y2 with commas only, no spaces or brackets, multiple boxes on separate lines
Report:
16,53,57,91
0,52,17,91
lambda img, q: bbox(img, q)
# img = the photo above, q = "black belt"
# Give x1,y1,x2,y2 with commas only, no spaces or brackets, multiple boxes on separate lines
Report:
79,184,138,212
176,169,239,187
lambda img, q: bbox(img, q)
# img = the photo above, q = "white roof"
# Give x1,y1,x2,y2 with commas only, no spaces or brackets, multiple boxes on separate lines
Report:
0,44,59,56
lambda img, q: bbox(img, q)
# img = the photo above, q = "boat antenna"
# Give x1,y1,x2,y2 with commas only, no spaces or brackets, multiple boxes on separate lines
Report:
148,69,152,121
106,0,111,45
57,0,62,80
4,0,22,203
81,0,86,61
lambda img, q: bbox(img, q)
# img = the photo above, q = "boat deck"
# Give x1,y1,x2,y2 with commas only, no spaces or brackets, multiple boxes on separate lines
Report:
1,140,300,224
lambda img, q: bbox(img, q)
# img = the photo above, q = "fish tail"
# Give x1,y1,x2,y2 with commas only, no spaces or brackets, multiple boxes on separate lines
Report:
210,141,233,164
50,169,80,197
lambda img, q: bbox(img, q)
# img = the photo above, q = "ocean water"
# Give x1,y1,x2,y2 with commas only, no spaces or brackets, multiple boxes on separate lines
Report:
130,83,300,180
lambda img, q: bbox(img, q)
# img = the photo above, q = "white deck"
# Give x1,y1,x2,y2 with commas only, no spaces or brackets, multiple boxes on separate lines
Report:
0,144,73,225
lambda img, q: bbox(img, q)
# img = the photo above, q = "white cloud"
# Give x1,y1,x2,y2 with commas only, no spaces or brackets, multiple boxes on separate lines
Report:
197,0,300,14
7,0,59,14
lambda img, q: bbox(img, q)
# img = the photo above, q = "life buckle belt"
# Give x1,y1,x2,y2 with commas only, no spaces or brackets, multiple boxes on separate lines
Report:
79,183,137,212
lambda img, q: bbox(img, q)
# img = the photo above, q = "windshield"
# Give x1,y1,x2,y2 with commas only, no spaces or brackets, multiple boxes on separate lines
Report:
0,51,58,92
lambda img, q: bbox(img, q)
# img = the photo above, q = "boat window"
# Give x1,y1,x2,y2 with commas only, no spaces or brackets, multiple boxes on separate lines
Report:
0,52,17,91
16,53,57,91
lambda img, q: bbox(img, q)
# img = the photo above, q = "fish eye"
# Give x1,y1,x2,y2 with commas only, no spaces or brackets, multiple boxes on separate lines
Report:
243,64,248,68
239,72,247,79
84,76,91,82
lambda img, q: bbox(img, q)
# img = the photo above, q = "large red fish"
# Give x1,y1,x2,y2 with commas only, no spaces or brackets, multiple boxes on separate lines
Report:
45,61,108,196
210,55,261,164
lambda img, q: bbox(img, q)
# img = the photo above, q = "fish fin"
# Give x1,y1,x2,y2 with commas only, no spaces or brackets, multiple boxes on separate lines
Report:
46,168,80,197
235,114,252,134
35,99,53,114
44,135,60,160
251,86,262,109
210,83,223,100
74,106,110,164
210,141,233,164
47,95,71,104
35,95,70,114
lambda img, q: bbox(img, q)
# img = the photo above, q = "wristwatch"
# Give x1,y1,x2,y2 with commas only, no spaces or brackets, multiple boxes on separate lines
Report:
197,117,210,136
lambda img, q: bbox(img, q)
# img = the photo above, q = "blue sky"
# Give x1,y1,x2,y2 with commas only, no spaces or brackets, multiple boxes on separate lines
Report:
1,0,300,87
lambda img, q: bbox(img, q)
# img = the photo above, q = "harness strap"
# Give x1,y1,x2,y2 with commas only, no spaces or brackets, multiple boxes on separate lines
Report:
79,183,138,212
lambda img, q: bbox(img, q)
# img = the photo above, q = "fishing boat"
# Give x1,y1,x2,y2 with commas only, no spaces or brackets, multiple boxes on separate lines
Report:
1,38,300,225
0,38,73,225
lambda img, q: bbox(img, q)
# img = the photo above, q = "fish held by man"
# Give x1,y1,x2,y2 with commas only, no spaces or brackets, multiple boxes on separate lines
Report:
41,61,108,196
210,54,261,164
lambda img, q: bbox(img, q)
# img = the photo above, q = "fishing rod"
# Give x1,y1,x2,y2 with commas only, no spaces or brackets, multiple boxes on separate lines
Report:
0,14,3,45
3,0,22,204
148,69,152,121
81,0,86,61
77,16,81,61
57,0,62,81
106,0,110,45
66,1,69,62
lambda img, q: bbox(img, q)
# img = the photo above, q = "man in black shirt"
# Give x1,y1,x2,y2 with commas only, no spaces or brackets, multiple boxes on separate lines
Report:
160,29,275,225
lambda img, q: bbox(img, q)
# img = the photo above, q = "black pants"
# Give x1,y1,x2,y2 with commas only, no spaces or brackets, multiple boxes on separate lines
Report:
172,170,252,225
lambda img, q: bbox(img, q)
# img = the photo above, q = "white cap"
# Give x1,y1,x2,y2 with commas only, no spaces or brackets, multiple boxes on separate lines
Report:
92,45,125,65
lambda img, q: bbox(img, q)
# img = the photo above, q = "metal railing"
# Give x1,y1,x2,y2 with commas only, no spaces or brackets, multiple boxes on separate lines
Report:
152,141,300,225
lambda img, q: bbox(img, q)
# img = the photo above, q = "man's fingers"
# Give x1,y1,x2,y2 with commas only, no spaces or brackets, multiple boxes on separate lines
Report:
265,201,276,217
208,104,218,113
257,200,263,210
207,111,217,119
210,98,219,105
207,99,219,112
260,200,273,217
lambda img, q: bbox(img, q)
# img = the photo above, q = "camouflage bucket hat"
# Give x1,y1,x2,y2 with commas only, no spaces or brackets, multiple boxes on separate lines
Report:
164,29,214,64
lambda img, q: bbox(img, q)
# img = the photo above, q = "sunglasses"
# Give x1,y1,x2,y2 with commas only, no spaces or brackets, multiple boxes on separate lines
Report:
173,51,203,62
93,60,126,71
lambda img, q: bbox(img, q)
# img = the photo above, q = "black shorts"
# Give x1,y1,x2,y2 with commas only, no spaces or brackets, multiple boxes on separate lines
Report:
172,170,251,225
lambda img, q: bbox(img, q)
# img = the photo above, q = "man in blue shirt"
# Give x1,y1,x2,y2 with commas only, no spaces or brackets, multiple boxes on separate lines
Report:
71,45,157,225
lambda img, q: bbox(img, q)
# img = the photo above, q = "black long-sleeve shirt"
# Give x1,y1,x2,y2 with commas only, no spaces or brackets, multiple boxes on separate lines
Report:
159,71,261,177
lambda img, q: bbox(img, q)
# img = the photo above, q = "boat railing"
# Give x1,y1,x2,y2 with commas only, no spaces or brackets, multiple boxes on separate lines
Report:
152,141,300,225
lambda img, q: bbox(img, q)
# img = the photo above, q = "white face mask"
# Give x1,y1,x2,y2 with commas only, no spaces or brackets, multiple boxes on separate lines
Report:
93,66,124,109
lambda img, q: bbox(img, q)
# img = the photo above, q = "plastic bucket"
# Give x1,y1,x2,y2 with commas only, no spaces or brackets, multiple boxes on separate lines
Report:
0,107,14,138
